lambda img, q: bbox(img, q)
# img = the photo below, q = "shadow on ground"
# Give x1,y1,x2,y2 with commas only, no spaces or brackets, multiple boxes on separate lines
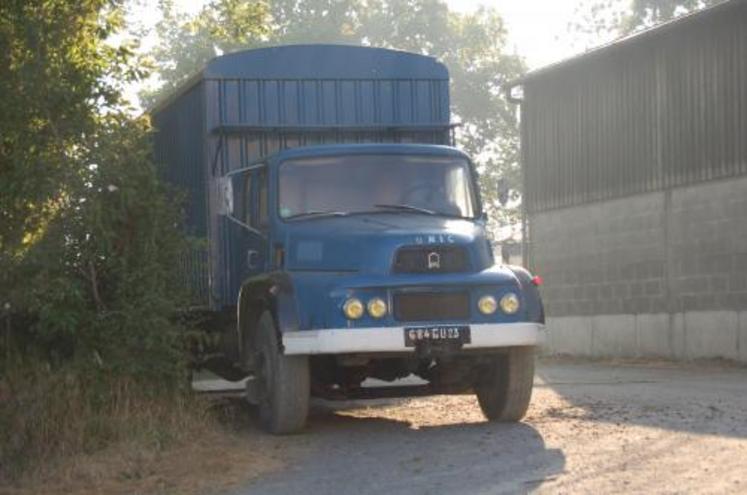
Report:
232,398,565,495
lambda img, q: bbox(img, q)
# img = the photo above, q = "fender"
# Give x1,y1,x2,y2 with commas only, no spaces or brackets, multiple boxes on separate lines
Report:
506,265,545,324
237,271,300,371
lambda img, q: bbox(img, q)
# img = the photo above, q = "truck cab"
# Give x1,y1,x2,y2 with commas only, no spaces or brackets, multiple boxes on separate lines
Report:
228,143,545,433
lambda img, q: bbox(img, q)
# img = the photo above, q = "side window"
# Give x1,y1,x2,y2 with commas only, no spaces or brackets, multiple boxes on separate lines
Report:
257,169,268,228
243,173,253,225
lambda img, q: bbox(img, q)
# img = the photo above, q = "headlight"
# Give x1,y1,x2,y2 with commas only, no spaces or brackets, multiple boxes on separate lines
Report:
477,295,498,315
499,293,520,314
343,298,364,319
367,298,388,318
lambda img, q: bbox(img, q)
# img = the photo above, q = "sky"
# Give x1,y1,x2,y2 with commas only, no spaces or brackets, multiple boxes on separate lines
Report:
446,0,585,68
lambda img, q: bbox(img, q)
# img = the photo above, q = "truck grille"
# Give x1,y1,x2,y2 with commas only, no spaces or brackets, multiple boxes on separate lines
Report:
393,292,470,322
393,245,469,274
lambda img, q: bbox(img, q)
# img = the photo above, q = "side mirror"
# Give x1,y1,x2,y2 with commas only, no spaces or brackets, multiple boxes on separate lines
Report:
497,178,509,207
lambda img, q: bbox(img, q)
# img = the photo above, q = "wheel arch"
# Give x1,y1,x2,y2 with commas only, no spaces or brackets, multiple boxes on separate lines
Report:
237,272,300,370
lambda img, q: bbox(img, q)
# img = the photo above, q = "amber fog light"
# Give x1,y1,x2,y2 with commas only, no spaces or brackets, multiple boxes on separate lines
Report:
478,295,498,315
343,298,364,319
367,298,388,318
499,293,520,314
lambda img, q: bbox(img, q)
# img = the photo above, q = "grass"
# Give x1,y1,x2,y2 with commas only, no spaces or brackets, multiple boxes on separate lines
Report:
0,365,282,495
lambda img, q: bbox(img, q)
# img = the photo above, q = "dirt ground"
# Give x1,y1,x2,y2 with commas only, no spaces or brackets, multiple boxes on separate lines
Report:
8,359,743,494
231,359,747,495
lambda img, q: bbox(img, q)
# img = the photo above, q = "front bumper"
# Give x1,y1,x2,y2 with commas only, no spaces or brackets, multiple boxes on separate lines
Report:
282,322,545,355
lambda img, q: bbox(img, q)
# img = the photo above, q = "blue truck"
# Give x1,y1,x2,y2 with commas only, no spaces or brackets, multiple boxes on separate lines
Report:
152,45,545,434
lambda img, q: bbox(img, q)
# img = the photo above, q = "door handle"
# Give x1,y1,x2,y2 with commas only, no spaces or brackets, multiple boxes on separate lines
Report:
247,250,259,269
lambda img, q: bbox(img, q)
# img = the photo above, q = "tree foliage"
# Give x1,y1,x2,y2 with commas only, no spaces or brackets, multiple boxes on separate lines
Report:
622,0,724,32
0,0,188,379
571,0,725,42
144,0,526,231
7,115,189,377
144,0,269,109
1,0,128,255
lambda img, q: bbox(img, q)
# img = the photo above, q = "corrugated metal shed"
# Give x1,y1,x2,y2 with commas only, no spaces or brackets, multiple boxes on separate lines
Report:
151,45,453,309
510,0,747,214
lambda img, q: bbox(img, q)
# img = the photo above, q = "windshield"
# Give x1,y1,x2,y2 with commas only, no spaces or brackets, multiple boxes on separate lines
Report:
278,154,477,219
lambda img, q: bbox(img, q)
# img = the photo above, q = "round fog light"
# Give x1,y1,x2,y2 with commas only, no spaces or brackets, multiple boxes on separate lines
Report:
478,295,498,315
499,293,520,314
367,298,388,318
343,298,364,319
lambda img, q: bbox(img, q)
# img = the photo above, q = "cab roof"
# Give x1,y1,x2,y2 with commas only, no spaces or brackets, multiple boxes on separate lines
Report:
267,143,470,164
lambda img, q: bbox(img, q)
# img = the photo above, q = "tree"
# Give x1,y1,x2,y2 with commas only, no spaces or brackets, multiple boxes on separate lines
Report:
571,0,725,45
1,0,128,258
622,0,725,32
1,0,186,377
141,0,269,109
144,0,526,231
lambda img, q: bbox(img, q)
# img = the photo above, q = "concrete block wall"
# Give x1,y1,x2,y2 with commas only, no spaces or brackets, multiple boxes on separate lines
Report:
530,175,747,363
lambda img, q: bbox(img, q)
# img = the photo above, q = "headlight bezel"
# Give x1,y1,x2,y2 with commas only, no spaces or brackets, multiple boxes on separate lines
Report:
367,297,388,319
477,295,498,315
342,298,365,319
499,292,521,315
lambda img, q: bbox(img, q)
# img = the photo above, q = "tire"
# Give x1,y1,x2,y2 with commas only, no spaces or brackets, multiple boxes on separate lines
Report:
475,346,535,422
254,311,310,434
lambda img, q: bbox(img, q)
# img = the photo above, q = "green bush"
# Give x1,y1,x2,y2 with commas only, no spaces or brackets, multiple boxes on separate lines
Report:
0,1,201,484
2,115,189,378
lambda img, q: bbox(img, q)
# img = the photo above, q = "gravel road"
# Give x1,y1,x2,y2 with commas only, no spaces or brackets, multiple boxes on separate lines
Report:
232,360,747,495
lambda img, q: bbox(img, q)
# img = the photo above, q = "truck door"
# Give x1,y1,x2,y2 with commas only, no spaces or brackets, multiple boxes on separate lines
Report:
226,166,268,300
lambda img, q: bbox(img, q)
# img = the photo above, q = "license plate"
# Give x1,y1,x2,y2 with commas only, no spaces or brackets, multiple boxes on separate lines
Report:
404,325,471,347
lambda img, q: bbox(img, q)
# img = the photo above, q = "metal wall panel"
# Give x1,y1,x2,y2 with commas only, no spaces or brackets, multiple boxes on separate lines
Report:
521,1,747,214
152,82,210,305
153,82,206,235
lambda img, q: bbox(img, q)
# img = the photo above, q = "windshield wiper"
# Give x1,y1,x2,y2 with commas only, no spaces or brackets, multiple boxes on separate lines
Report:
284,210,349,221
373,203,437,215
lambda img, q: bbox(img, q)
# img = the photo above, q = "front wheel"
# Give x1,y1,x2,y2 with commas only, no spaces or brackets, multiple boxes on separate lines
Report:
474,346,535,422
255,312,310,434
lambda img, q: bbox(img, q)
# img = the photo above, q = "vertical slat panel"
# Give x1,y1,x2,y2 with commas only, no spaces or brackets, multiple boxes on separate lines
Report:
340,81,356,124
359,80,375,124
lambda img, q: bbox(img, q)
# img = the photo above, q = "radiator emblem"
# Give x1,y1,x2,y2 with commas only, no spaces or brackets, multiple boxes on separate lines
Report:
427,252,441,270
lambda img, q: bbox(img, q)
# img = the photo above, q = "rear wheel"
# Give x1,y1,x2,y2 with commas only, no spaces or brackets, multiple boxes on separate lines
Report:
254,311,309,434
474,346,535,422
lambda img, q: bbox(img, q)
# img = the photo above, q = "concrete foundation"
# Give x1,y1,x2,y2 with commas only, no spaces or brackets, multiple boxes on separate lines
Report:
543,311,747,363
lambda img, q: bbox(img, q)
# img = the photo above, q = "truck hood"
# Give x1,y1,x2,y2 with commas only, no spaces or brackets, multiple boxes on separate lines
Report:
282,213,494,274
